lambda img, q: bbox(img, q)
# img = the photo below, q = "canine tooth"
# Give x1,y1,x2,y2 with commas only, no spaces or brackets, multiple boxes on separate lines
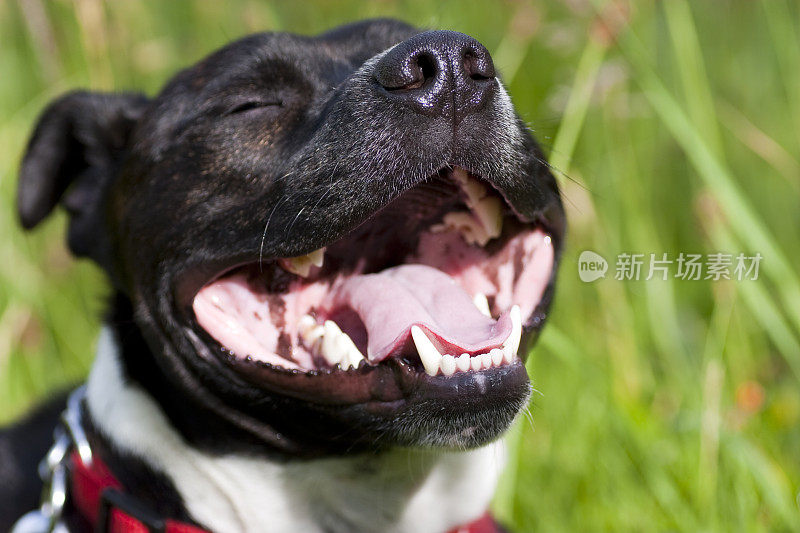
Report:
463,178,488,204
502,305,522,362
281,248,326,277
307,247,325,267
456,353,470,372
472,196,503,240
470,355,483,371
441,354,456,376
452,167,487,202
491,348,504,366
473,293,492,317
411,326,443,376
481,351,493,368
321,321,345,365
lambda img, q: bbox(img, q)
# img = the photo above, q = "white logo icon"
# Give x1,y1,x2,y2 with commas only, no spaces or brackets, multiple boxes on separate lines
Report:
578,250,608,282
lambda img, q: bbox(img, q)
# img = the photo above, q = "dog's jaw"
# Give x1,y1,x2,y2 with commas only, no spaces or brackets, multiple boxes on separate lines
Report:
99,23,566,454
86,326,504,533
16,17,565,462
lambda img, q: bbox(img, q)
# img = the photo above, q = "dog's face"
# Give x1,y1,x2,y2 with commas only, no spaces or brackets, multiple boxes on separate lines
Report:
18,19,564,455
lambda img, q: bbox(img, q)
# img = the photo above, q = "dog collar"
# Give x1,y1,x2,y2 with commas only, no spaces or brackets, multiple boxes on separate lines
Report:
69,447,205,533
13,387,504,533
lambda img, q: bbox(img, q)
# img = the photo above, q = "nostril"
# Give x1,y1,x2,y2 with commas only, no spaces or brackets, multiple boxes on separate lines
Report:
390,52,437,92
416,53,437,83
463,48,495,81
375,30,496,119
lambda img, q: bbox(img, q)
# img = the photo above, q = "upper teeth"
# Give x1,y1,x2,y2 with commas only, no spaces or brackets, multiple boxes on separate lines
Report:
280,248,325,277
432,169,503,246
298,314,364,369
438,212,491,246
410,304,523,377
472,196,503,241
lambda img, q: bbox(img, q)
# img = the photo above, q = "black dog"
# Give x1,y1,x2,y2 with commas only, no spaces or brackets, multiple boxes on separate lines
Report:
2,19,564,533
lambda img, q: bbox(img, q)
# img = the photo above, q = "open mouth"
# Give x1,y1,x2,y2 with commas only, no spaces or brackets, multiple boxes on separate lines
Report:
192,167,557,394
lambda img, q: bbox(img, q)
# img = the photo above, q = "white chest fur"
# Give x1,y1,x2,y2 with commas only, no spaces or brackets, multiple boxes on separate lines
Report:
86,327,505,533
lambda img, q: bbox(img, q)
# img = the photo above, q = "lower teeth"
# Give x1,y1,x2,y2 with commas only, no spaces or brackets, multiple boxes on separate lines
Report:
408,304,521,376
295,303,522,376
298,315,364,369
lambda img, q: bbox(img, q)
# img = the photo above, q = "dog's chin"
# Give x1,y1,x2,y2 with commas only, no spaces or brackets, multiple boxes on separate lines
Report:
184,167,560,450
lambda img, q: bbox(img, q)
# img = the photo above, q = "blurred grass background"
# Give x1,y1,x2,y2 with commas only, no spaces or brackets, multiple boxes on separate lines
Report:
1,0,799,531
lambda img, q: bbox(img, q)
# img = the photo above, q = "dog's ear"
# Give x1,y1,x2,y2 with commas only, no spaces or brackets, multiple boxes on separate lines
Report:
18,90,149,265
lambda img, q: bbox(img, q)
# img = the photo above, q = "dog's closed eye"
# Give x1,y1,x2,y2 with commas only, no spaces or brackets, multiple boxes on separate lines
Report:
225,99,283,115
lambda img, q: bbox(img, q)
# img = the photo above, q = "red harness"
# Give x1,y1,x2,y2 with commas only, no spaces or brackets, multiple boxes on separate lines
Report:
70,450,503,533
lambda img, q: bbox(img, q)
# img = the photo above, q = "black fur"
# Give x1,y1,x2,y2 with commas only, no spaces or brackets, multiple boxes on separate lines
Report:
18,92,149,277
3,18,564,528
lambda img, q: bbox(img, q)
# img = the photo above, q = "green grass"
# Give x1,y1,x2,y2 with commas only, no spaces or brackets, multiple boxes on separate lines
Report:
1,1,799,531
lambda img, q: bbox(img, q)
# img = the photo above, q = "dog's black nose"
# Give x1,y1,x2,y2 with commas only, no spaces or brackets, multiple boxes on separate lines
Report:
375,31,497,124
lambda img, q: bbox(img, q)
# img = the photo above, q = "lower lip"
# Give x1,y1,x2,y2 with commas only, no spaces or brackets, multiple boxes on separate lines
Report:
225,352,531,406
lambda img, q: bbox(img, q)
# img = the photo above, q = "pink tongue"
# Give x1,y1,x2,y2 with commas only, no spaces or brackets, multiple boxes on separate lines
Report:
325,264,512,362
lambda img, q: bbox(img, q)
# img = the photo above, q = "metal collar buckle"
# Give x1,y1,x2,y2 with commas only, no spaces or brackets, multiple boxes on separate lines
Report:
11,386,91,533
